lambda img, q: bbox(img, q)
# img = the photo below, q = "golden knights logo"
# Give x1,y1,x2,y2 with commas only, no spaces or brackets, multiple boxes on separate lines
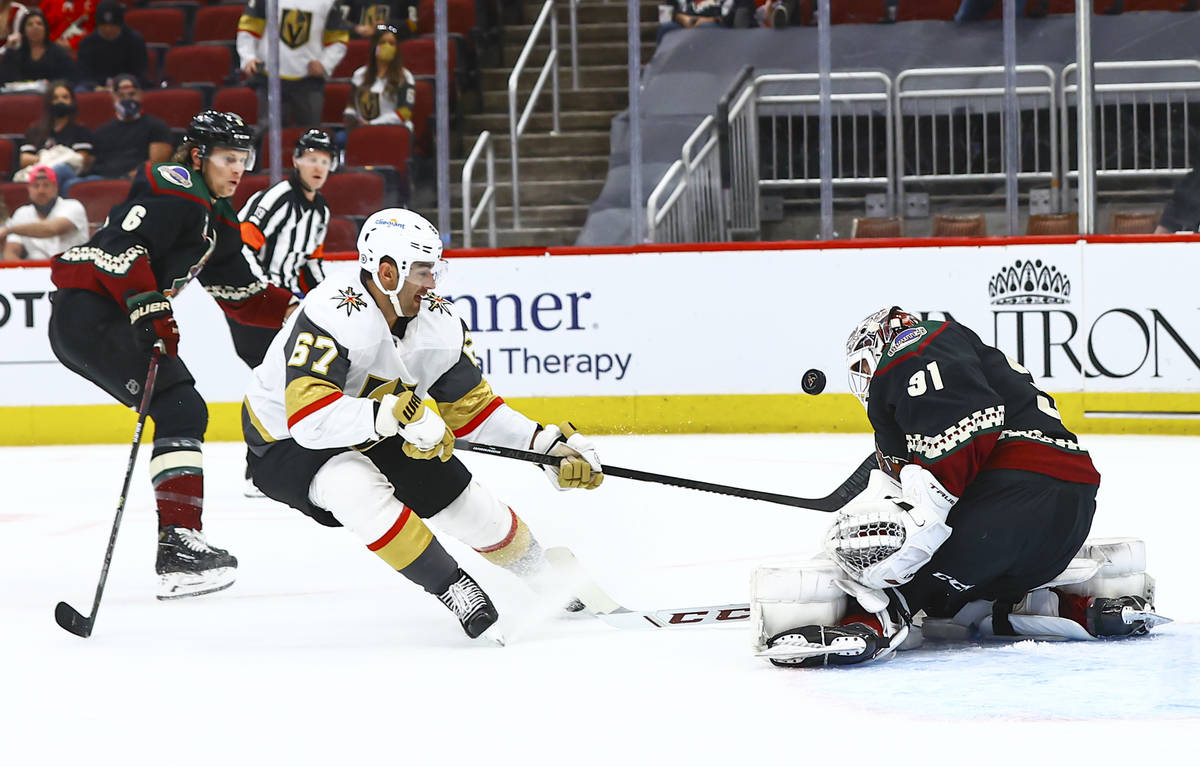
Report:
422,293,452,315
280,10,313,49
356,90,381,121
333,286,367,316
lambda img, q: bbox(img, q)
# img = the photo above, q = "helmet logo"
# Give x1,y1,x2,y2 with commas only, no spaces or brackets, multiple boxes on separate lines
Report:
158,166,192,188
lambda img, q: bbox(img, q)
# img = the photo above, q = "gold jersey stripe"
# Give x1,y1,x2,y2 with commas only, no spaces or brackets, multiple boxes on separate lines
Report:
238,16,266,36
242,398,277,444
368,507,435,571
476,514,533,568
439,378,500,433
285,376,343,423
323,29,351,45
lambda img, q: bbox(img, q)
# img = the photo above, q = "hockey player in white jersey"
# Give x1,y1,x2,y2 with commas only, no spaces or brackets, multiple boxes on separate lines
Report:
242,208,604,641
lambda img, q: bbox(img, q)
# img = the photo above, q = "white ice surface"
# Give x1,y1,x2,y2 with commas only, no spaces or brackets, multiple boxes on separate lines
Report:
2,433,1197,765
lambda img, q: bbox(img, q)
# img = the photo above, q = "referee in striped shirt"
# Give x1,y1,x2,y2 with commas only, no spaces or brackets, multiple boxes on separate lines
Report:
230,129,339,368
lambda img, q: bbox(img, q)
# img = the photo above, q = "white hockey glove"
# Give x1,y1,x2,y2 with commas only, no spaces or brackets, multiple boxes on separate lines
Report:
375,392,455,462
824,464,958,590
531,422,604,490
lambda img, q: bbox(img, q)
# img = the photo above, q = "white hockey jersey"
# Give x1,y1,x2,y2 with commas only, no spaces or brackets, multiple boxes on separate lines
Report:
243,275,539,455
237,0,350,80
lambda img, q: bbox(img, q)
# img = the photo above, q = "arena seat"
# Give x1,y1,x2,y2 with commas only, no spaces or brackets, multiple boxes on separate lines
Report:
932,213,987,237
0,138,14,180
69,179,133,225
213,87,259,125
851,216,903,238
125,8,186,45
0,94,43,137
344,124,412,170
322,81,353,126
75,91,115,130
321,171,385,216
333,39,370,80
192,5,243,43
1026,212,1077,235
164,45,233,87
1110,210,1162,233
258,127,312,170
411,78,433,156
141,88,206,130
232,173,273,211
0,181,28,213
323,215,359,253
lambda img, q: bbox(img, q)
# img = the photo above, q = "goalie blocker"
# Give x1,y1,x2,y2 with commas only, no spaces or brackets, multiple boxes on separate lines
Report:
751,537,1170,668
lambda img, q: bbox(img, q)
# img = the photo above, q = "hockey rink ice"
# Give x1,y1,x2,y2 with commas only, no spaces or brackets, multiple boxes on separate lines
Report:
2,432,1197,763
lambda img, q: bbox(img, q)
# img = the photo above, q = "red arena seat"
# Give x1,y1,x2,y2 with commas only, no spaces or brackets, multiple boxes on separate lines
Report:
213,87,260,125
125,8,186,45
164,45,233,87
192,5,244,42
141,88,206,130
0,94,44,136
320,171,384,216
322,215,359,253
232,173,273,211
345,124,412,169
333,39,370,79
69,179,134,224
75,91,117,130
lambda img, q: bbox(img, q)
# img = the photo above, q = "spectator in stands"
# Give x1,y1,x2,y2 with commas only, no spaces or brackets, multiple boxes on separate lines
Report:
658,0,755,43
237,0,350,127
340,0,417,39
17,81,93,189
77,2,150,92
86,74,173,179
954,0,1048,22
343,24,416,137
0,165,88,260
0,0,29,57
0,10,78,86
41,0,98,51
1155,168,1200,233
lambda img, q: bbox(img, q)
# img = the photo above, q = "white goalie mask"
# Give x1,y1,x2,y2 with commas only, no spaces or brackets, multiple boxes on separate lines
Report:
356,208,447,311
845,306,921,408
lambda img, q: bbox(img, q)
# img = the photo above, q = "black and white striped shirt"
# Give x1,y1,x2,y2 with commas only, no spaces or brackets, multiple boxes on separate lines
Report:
238,176,330,296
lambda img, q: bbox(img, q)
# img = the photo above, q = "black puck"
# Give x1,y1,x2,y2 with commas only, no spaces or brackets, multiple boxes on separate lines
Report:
802,368,827,395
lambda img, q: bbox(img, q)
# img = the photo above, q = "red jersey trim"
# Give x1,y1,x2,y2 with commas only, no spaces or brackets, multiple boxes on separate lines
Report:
984,439,1101,486
453,396,505,437
876,322,951,378
368,506,414,551
475,510,519,554
286,391,343,429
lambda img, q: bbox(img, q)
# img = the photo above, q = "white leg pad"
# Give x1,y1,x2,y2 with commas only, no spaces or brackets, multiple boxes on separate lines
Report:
308,451,407,544
1057,537,1155,603
428,481,514,551
751,559,848,653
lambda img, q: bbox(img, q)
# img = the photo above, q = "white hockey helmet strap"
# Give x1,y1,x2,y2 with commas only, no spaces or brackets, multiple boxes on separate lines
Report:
845,306,921,408
356,208,446,297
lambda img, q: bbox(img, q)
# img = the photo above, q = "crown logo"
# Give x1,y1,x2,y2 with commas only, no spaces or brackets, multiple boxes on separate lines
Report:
988,259,1071,305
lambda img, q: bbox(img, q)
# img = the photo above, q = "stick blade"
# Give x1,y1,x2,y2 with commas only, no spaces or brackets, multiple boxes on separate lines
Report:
55,601,93,638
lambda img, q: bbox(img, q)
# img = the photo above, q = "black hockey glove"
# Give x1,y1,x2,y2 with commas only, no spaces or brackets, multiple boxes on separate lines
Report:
126,291,180,357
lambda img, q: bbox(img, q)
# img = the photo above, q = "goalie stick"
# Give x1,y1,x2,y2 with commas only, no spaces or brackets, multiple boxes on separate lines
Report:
456,441,877,513
55,353,161,638
546,547,752,630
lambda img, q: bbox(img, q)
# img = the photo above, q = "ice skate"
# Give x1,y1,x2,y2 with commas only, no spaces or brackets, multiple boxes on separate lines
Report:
1086,595,1171,638
759,624,884,668
156,525,238,600
437,569,503,644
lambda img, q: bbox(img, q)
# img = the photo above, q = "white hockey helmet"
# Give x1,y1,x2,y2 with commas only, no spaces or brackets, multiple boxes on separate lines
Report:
845,306,921,408
356,208,446,297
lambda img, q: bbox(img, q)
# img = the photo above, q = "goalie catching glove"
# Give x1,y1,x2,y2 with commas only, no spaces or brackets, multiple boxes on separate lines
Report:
825,464,958,590
375,391,455,461
531,422,604,490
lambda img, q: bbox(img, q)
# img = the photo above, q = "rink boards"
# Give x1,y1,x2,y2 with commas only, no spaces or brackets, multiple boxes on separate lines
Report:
2,234,1199,444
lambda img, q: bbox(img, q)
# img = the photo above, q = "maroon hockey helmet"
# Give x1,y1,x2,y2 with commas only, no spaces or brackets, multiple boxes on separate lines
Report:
845,306,920,408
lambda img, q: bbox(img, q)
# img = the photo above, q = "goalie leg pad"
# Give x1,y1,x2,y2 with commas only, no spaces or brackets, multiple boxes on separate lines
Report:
751,559,849,653
1055,537,1154,603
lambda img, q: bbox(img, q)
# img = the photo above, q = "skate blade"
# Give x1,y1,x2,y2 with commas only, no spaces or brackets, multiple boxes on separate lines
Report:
756,636,868,662
1126,608,1172,629
157,568,237,601
478,623,506,647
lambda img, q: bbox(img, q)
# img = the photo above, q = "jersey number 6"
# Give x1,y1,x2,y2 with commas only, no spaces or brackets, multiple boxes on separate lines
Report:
287,332,338,375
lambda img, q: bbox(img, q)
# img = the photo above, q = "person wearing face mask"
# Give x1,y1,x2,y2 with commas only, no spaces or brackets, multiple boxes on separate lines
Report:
17,81,94,189
87,74,173,180
49,111,299,600
77,2,150,92
342,24,416,136
0,165,88,260
0,9,77,86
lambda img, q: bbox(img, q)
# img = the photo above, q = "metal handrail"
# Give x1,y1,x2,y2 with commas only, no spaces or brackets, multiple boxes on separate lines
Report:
646,160,686,241
507,0,561,230
462,131,497,248
1061,60,1200,181
646,116,725,243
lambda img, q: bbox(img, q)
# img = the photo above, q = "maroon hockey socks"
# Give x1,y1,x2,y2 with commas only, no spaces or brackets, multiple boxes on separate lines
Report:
150,438,205,530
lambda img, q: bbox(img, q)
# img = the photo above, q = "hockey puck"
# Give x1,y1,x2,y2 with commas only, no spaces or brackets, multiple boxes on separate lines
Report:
802,368,827,395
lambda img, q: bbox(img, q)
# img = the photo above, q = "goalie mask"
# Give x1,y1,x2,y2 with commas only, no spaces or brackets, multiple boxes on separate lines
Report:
356,208,447,313
845,306,921,408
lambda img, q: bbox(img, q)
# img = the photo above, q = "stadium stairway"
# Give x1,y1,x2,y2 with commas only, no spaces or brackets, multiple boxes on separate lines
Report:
417,0,656,248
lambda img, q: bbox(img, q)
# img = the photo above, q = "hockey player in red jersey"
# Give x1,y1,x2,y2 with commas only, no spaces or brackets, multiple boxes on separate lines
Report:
752,307,1168,667
48,111,297,600
242,208,605,642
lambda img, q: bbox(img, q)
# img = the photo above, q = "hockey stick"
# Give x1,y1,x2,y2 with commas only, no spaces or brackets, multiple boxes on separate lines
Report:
455,440,877,513
55,353,161,638
545,547,751,630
